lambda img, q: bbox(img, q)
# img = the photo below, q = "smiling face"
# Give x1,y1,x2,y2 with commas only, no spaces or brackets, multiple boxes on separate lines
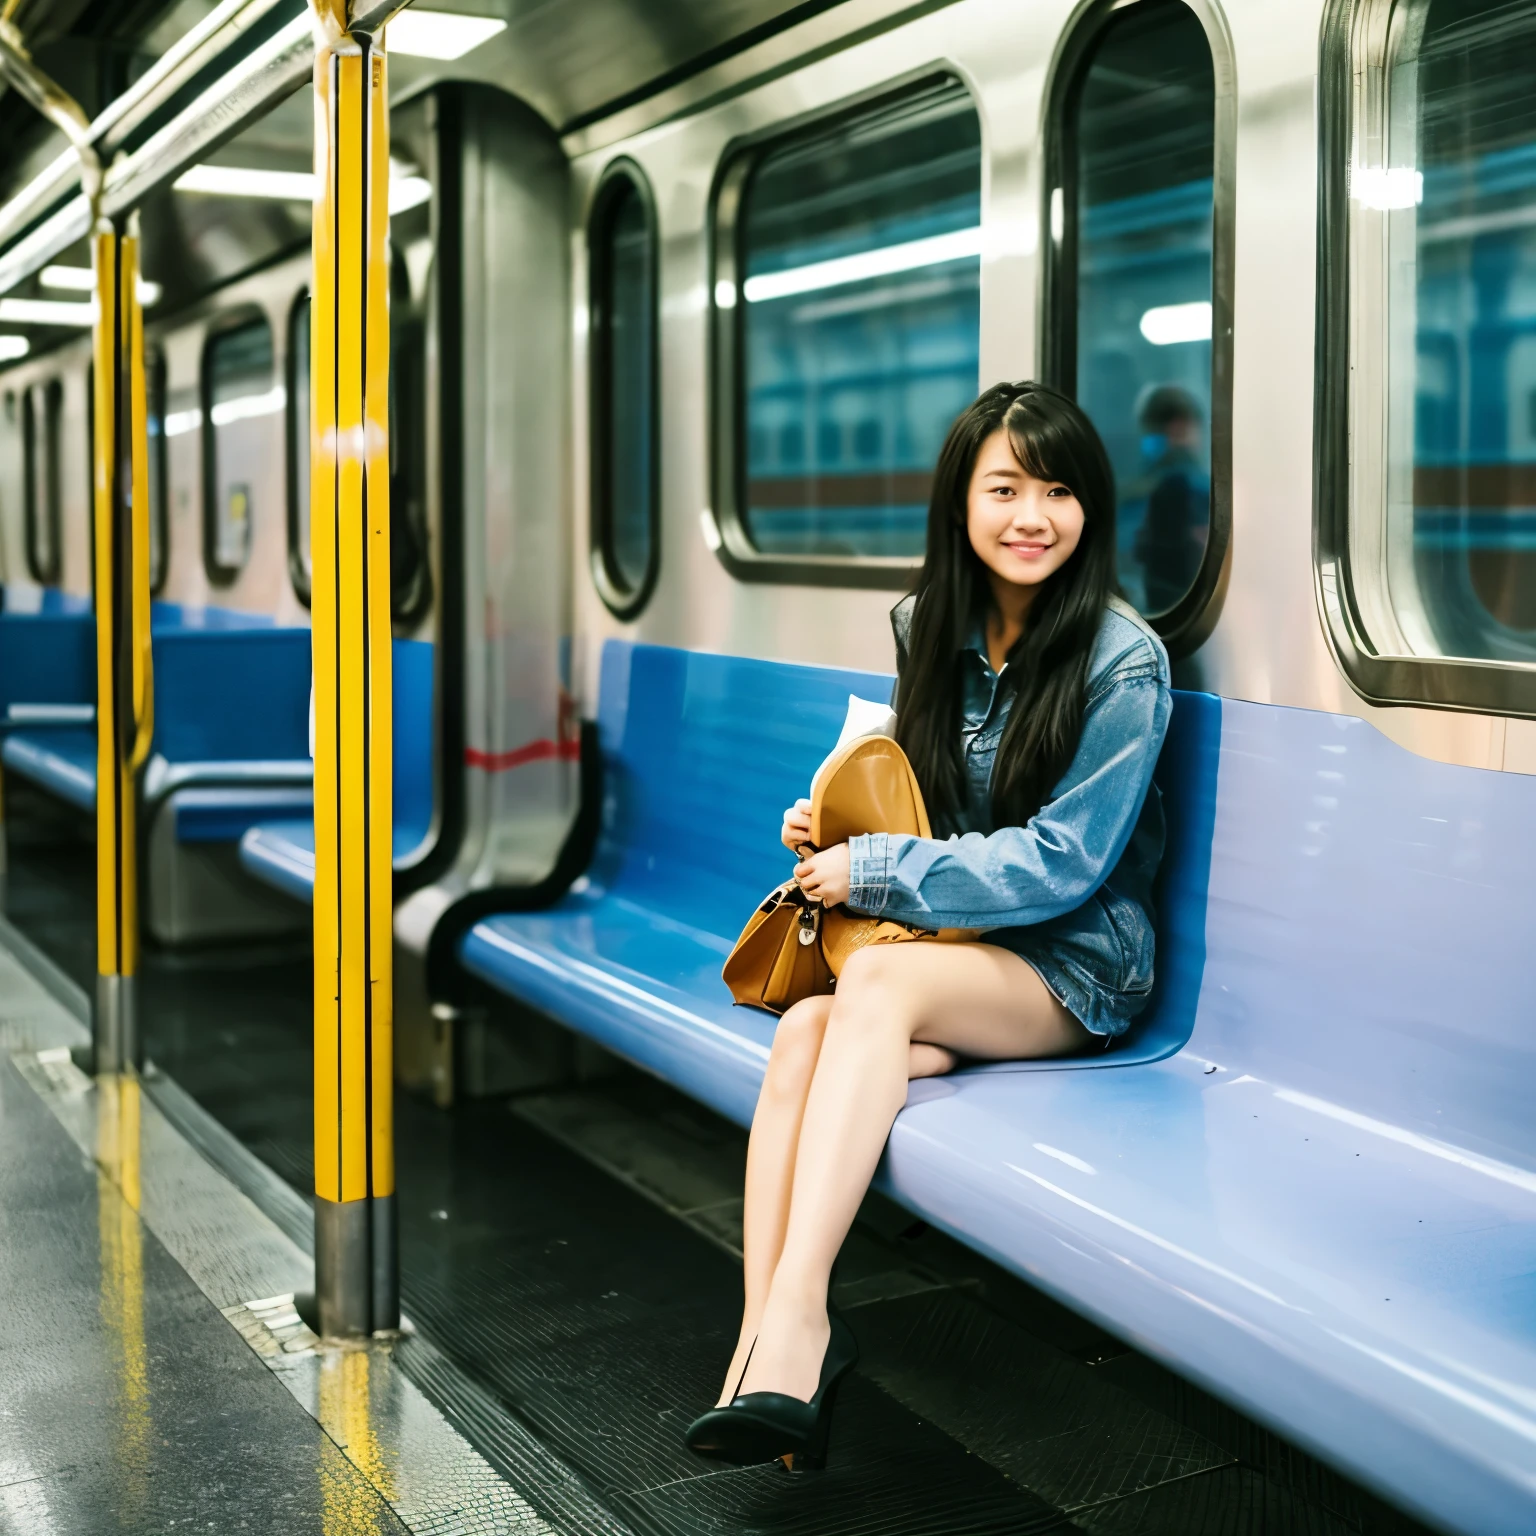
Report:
965,427,1086,597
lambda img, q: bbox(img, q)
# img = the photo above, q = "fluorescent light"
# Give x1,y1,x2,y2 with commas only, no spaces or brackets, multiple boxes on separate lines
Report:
40,264,92,291
0,336,29,362
1354,167,1423,211
0,297,95,326
389,175,431,214
175,165,315,201
175,164,428,215
742,226,982,303
1139,300,1212,346
209,386,285,427
165,408,202,437
386,10,506,60
40,265,161,305
714,280,737,310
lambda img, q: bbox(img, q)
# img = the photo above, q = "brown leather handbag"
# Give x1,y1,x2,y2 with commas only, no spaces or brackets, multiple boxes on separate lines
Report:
722,734,977,1013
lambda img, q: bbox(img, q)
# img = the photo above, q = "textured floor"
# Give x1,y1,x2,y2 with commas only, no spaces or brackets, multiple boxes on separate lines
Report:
0,1049,410,1536
2,797,1437,1536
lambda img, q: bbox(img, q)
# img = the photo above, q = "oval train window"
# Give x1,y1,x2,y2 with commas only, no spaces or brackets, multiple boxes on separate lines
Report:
147,347,169,594
720,78,982,570
22,380,63,585
1048,0,1222,630
1382,0,1536,662
589,161,659,616
288,266,431,623
286,291,312,603
202,315,276,585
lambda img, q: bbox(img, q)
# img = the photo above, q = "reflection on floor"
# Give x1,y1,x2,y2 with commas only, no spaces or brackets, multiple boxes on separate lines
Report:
2,787,1435,1536
0,946,412,1535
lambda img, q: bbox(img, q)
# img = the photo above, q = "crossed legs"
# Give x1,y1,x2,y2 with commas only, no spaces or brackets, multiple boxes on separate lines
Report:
717,941,1089,1406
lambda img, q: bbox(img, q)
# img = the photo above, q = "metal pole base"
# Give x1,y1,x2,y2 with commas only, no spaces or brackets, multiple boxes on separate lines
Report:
315,1193,398,1338
94,973,139,1075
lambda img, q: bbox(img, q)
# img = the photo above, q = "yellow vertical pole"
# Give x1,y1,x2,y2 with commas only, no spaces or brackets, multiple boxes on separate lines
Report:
309,0,396,1338
92,217,149,1074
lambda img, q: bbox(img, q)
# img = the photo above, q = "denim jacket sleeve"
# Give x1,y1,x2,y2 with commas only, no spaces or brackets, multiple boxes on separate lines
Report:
845,651,1171,930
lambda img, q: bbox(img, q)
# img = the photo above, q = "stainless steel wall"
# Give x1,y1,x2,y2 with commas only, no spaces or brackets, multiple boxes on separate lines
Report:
560,0,1536,775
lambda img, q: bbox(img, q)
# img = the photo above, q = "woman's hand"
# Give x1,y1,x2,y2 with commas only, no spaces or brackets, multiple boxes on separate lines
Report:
795,844,850,908
781,798,813,853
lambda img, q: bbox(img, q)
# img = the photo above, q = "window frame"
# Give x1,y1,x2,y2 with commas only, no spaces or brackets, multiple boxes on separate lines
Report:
285,287,312,607
200,304,274,588
146,345,170,596
707,71,982,589
1041,0,1237,658
1316,0,1536,718
588,157,662,620
22,379,63,586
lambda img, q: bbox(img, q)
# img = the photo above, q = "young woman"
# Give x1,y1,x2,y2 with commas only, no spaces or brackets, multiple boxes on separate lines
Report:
685,380,1171,1469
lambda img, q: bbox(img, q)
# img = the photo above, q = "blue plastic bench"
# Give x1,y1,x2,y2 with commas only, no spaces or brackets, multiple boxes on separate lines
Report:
455,639,1536,1536
2,626,313,823
0,614,317,941
236,637,435,902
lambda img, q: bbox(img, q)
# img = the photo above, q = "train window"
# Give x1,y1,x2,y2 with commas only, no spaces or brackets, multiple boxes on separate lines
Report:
289,267,431,620
1046,0,1228,634
712,78,982,578
589,161,659,616
389,246,432,625
286,291,311,603
1373,0,1536,668
147,347,169,594
1320,0,1536,711
22,380,63,585
202,315,276,584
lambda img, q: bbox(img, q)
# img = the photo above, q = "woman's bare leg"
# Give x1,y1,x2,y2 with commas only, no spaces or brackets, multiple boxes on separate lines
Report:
718,1000,964,1404
737,943,1089,1401
717,995,832,1403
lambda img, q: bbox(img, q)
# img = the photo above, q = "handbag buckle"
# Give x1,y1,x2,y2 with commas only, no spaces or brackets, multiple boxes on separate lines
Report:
797,904,820,946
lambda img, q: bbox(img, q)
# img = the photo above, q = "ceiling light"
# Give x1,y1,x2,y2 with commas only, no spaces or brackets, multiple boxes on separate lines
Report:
0,336,30,362
1354,167,1423,211
40,264,92,290
1139,300,1212,346
385,10,506,60
0,298,95,326
175,165,315,201
174,164,429,215
40,265,161,305
389,175,431,214
165,408,202,438
743,226,982,304
209,386,286,427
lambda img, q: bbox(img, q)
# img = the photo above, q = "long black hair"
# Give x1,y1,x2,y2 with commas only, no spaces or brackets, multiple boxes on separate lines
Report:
895,381,1117,830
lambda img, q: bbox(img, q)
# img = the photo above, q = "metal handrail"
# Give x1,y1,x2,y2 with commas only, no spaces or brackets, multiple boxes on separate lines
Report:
0,0,292,253
0,0,406,297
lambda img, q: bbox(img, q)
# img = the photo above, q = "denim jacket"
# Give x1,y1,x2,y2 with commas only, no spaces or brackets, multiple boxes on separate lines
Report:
845,594,1171,1037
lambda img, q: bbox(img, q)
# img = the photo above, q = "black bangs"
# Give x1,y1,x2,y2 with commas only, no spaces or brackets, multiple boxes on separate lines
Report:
1002,389,1112,517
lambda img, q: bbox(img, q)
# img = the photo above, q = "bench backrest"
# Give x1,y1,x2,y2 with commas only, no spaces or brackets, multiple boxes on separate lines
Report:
0,611,93,709
394,637,434,848
593,640,1217,1059
1197,697,1536,1163
152,628,311,764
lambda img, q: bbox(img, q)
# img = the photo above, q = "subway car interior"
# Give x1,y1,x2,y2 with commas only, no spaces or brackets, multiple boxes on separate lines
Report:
0,0,1533,1532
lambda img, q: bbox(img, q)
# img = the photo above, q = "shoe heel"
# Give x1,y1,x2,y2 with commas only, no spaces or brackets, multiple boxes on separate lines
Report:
785,1378,841,1473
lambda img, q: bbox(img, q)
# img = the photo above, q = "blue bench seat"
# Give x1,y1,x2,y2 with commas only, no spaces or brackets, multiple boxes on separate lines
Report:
1,625,314,844
0,727,97,812
456,639,1536,1536
237,637,435,900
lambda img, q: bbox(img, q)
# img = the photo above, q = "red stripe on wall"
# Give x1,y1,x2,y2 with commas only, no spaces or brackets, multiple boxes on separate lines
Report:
465,737,581,772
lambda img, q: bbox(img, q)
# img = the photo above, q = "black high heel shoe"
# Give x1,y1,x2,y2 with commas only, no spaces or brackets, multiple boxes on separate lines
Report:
684,1313,858,1472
